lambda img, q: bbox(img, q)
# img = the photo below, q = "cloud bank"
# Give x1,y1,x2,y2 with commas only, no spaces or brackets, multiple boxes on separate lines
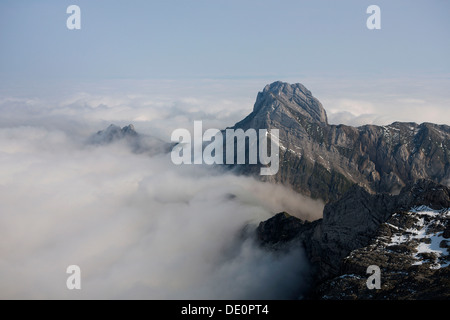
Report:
308,76,450,127
0,83,321,299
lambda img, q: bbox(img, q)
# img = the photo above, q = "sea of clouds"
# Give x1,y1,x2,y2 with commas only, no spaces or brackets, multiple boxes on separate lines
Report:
0,79,324,299
1,77,448,299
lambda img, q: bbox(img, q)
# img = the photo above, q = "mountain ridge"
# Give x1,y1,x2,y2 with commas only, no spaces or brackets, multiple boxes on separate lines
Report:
256,179,450,299
246,82,450,299
229,81,450,202
88,123,172,155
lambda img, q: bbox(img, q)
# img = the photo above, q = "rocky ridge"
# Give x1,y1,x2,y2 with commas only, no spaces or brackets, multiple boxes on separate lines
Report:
88,123,172,155
316,205,450,299
230,81,450,202
89,124,138,144
256,180,450,299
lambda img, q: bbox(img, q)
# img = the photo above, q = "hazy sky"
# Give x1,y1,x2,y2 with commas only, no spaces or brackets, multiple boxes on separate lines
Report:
1,1,449,127
1,0,449,81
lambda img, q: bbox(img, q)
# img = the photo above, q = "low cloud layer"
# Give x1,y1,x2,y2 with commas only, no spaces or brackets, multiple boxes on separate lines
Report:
310,76,450,127
0,85,321,298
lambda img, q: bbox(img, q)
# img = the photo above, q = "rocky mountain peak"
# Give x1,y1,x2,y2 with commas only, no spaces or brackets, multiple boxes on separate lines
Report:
252,81,328,125
88,123,173,155
230,81,449,202
89,123,138,145
121,124,137,136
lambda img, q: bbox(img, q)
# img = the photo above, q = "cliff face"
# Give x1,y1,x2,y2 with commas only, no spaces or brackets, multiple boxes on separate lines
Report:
256,180,450,299
230,81,450,202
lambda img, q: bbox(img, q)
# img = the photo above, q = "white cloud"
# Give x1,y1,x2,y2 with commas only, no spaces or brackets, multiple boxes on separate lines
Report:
302,76,450,126
0,87,317,298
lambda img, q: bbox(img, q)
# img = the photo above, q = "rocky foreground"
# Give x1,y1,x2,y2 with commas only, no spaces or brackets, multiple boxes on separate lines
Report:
256,179,450,299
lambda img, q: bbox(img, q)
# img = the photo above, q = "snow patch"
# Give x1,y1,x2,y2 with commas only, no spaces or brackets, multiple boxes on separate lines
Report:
387,206,450,269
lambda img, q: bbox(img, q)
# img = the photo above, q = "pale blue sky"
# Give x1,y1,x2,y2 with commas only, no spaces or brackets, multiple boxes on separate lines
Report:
1,0,449,82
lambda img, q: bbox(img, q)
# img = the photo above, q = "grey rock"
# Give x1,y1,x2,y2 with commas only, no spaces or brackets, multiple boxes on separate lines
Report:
257,212,312,246
255,180,450,299
88,124,172,155
317,203,450,299
248,81,450,299
230,82,450,202
89,124,138,144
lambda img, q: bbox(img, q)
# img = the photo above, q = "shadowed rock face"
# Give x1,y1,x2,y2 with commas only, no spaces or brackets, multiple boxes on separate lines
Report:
317,205,450,300
89,124,138,144
230,81,450,202
88,124,172,155
256,180,450,299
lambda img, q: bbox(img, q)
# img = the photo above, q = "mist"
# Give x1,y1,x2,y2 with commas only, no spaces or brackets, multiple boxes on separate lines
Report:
0,86,322,299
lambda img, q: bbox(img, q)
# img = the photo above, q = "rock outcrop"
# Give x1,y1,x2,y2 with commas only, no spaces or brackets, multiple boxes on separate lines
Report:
317,204,450,299
256,180,450,299
90,124,138,143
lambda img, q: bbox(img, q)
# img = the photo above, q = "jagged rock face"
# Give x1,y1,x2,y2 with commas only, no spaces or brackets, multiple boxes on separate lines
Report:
256,212,308,244
232,81,450,202
318,180,450,280
88,124,172,155
317,205,450,299
396,179,450,210
89,124,138,144
318,186,396,278
245,81,328,127
255,180,450,299
249,82,450,299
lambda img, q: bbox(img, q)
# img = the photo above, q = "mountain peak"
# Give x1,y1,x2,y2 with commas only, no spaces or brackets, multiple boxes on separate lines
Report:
90,123,138,144
262,81,310,95
253,81,328,125
230,81,449,202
